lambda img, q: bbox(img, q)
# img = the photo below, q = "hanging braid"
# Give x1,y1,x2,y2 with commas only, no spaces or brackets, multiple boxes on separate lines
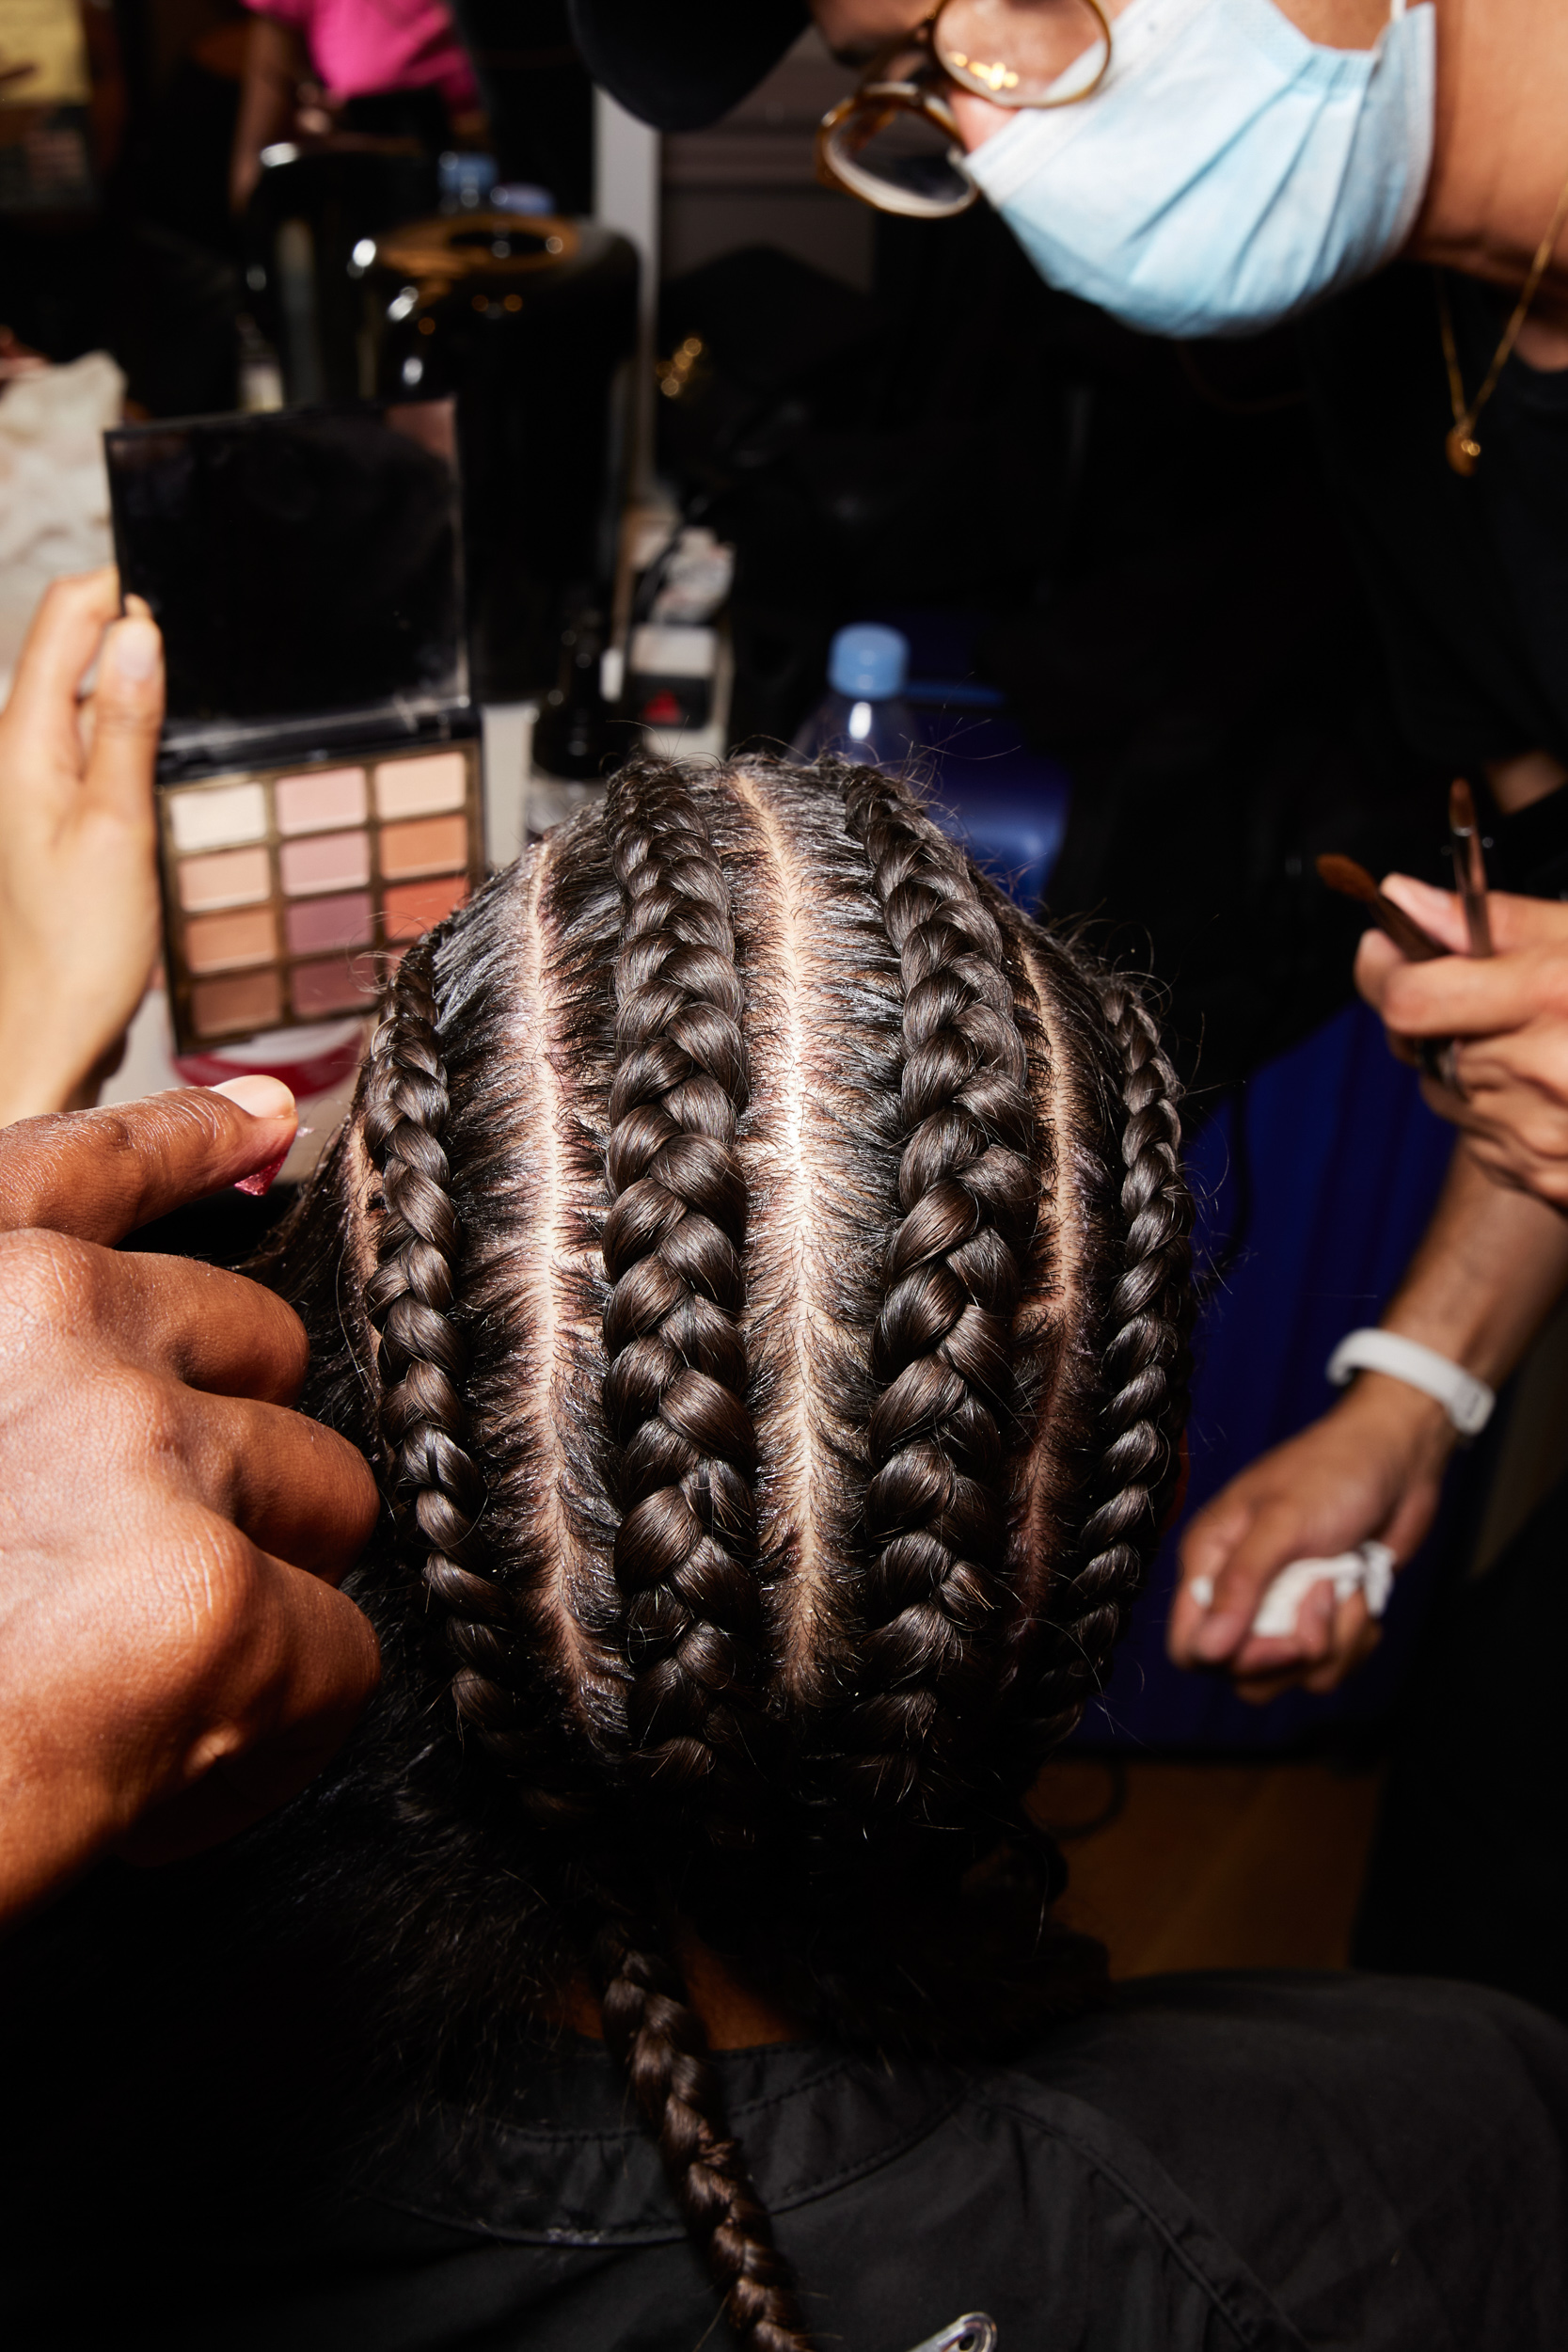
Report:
832,767,1038,1814
600,767,771,1809
1009,972,1192,1768
591,1913,814,2352
362,933,578,1809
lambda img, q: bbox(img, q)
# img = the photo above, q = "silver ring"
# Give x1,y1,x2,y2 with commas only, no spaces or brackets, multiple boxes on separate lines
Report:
1417,1037,1466,1098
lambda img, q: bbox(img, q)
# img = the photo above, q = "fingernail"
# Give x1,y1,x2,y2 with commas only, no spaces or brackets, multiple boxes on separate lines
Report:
234,1151,290,1199
212,1073,296,1121
1188,1575,1214,1611
107,616,161,683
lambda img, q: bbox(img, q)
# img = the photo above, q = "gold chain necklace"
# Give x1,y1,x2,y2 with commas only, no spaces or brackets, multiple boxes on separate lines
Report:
1438,164,1568,477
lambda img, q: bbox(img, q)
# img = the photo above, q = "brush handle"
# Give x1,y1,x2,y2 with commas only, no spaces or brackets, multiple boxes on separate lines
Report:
1370,890,1447,962
1316,854,1447,961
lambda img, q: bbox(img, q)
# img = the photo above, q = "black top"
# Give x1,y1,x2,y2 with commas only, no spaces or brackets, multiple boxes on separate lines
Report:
1300,263,1568,778
8,1970,1567,2350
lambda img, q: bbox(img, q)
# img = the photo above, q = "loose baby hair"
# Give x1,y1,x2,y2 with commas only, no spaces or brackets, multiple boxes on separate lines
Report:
266,754,1192,2352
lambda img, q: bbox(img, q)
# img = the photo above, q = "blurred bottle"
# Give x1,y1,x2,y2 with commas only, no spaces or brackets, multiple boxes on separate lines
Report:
437,151,498,212
792,623,918,769
532,602,612,780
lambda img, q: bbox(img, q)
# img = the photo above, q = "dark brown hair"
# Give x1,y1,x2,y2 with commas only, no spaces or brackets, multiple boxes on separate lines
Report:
265,755,1191,2352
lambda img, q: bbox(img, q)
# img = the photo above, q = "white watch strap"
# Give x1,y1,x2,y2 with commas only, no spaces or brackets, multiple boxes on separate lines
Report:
1326,1328,1495,1438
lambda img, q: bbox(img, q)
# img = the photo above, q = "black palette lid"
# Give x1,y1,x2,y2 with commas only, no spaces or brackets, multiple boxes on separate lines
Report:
105,400,469,776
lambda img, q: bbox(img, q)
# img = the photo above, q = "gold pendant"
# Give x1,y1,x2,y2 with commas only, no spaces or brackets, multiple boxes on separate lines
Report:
1446,423,1481,477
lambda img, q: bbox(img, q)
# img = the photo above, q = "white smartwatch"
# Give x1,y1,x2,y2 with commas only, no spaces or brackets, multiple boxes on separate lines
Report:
1326,1327,1496,1438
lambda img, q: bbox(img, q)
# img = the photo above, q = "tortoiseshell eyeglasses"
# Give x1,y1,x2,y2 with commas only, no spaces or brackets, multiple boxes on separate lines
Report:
816,0,1114,219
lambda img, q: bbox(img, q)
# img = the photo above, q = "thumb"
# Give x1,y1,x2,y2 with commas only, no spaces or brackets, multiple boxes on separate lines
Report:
0,1077,297,1243
83,603,164,821
1179,1502,1302,1665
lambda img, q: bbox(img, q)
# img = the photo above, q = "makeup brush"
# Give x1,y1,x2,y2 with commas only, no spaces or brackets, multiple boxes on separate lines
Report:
1315,853,1448,962
1448,778,1494,959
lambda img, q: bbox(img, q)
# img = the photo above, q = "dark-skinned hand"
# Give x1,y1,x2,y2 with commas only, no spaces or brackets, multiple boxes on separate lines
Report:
0,1078,380,1924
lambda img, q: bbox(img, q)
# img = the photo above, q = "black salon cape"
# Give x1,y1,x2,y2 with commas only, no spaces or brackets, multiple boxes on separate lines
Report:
6,1970,1566,2351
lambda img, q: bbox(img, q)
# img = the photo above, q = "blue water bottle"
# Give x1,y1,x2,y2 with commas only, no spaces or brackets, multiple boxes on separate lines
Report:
792,623,919,769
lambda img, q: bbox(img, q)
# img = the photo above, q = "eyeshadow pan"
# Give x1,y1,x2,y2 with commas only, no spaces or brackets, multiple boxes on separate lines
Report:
169,781,268,854
276,766,367,837
280,830,372,898
285,890,372,957
374,751,467,820
192,970,282,1038
159,736,478,1056
291,957,375,1018
379,814,467,882
178,847,270,914
184,907,277,975
384,873,468,940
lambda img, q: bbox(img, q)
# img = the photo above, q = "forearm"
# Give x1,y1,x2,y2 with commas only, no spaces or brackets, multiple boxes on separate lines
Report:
1374,1136,1568,1385
1330,1136,1568,1466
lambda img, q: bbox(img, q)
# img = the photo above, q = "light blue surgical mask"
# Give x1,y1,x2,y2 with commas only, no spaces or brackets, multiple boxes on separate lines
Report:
964,0,1435,340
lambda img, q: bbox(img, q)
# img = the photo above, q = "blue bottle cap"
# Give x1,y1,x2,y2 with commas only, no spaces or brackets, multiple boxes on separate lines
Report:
438,151,498,208
829,623,909,699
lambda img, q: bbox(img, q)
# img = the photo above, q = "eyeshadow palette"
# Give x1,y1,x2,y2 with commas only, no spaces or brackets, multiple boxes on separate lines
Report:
105,399,481,1057
160,740,482,1047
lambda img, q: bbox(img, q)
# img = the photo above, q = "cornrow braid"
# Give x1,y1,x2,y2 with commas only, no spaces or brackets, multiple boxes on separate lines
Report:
600,768,771,1811
363,933,578,1810
1010,972,1192,1769
591,1912,814,2352
832,766,1039,1814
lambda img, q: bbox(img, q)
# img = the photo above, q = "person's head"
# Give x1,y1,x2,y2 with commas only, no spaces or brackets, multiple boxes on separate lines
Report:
269,753,1190,2350
569,0,1433,340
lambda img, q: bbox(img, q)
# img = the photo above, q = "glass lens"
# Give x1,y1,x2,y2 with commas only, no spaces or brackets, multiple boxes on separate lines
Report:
830,93,973,215
934,0,1108,104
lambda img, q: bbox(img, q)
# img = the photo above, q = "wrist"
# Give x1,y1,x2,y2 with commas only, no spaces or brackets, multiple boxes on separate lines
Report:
0,1063,83,1124
1332,1370,1457,1474
1327,1326,1496,1438
0,1011,106,1122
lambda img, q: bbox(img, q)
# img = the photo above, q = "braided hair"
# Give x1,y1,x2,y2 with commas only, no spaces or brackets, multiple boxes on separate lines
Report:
594,770,811,2348
263,753,1192,2352
829,768,1039,1819
362,939,530,1767
1006,972,1191,1771
592,1909,812,2352
362,930,592,1818
600,768,772,1813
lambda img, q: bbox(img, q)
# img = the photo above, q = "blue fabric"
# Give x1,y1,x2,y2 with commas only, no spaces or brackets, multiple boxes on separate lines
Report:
1086,998,1458,1751
918,707,1072,913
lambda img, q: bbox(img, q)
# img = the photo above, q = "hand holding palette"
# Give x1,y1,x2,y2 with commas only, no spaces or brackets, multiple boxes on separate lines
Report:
106,401,483,1055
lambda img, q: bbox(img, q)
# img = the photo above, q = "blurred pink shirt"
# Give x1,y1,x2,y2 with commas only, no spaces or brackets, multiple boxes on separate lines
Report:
246,0,480,117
